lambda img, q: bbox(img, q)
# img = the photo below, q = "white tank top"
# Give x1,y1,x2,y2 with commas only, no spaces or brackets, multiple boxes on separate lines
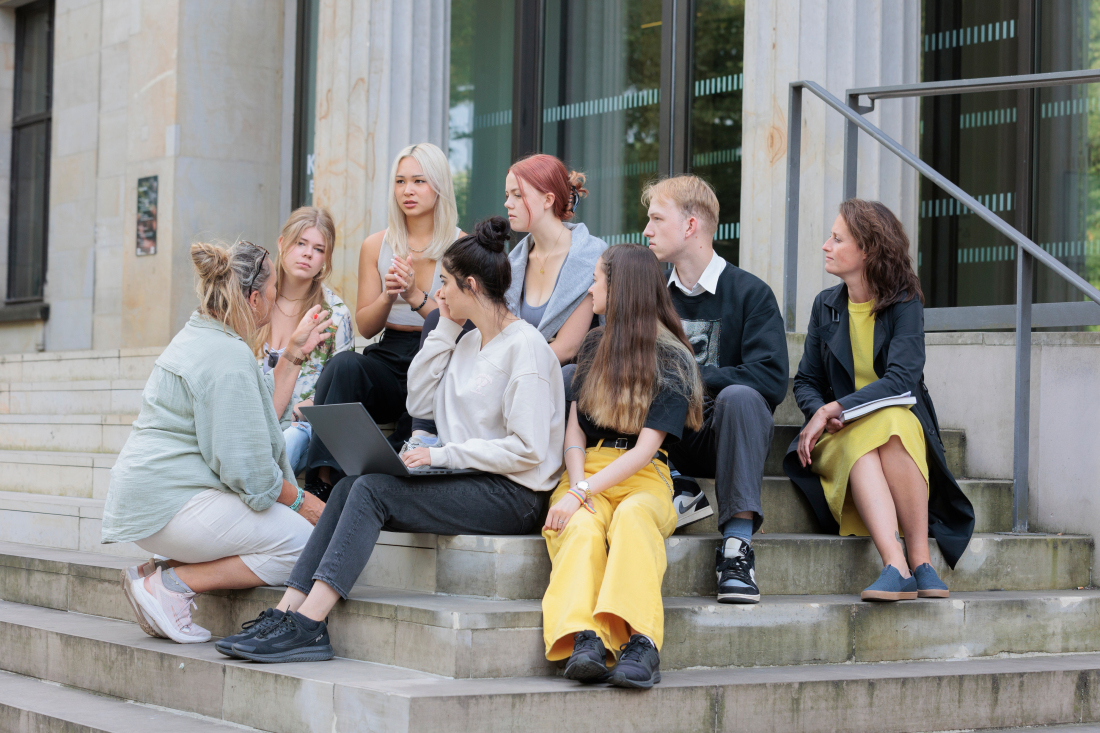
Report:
377,230,456,327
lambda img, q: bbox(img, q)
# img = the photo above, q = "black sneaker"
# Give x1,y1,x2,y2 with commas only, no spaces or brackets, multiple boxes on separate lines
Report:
608,635,661,689
562,630,610,683
303,477,332,503
230,610,334,663
671,476,714,528
716,537,760,603
214,608,284,658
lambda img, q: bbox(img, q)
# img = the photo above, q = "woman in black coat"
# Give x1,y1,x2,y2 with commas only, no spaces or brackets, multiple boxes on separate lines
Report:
783,200,974,602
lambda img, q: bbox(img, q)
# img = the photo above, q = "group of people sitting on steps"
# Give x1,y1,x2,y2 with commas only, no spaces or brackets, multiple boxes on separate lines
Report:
100,143,975,690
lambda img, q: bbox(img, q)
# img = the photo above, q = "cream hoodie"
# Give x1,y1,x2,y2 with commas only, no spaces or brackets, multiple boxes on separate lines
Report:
406,318,565,491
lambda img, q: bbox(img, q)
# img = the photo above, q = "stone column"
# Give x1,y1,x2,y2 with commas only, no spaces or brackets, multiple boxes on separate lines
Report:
312,0,450,317
740,0,920,332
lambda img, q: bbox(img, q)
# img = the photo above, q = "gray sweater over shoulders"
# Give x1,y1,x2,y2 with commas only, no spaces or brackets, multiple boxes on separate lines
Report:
505,222,608,341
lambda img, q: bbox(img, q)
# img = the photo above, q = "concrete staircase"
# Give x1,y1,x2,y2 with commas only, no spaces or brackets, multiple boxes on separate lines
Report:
0,347,1097,732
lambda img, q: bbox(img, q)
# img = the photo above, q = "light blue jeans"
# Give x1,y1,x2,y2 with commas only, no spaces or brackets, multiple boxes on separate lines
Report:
284,422,312,476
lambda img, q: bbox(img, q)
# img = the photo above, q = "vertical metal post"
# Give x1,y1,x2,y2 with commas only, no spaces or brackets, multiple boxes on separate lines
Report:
511,0,545,161
783,84,802,332
843,93,859,200
1012,247,1033,532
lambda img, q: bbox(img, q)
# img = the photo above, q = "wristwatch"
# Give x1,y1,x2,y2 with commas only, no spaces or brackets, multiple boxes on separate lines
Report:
283,350,306,366
575,480,591,502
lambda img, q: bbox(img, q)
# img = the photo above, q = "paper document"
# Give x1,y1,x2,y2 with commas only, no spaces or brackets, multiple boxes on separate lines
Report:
841,391,916,423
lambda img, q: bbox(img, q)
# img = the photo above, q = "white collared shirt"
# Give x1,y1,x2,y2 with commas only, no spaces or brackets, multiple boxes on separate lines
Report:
668,250,727,296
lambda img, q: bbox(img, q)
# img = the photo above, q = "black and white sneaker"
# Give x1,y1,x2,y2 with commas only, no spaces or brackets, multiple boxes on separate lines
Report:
563,630,611,683
672,476,714,528
608,635,661,689
214,608,284,658
716,537,760,603
230,610,334,663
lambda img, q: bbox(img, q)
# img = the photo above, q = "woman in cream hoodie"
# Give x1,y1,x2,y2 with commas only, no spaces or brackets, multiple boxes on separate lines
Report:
215,217,566,663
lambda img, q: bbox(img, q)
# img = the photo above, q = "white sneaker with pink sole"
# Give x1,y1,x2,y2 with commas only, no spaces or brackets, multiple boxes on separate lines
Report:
131,567,211,644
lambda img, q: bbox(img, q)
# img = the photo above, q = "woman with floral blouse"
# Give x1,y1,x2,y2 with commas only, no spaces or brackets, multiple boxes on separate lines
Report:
254,207,354,474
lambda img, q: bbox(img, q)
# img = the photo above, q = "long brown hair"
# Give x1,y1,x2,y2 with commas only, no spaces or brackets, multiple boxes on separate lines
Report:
253,206,337,354
576,244,704,434
838,199,923,315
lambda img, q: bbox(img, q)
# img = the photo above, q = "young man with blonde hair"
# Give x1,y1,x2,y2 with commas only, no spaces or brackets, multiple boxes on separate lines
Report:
642,175,788,603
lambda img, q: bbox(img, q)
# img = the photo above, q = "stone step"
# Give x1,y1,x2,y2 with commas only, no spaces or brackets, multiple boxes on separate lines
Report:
0,414,133,454
1,541,1096,679
0,450,115,499
682,475,1011,534
0,669,255,732
0,348,160,385
0,487,1087,599
1,600,1099,733
0,380,146,415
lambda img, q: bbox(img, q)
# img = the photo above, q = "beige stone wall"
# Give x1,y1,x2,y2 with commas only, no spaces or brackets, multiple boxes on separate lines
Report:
740,0,921,331
312,0,449,321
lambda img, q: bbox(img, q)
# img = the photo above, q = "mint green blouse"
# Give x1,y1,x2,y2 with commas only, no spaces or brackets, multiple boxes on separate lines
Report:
101,313,295,544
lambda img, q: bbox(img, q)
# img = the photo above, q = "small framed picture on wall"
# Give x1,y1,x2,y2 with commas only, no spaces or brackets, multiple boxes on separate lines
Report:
136,176,158,256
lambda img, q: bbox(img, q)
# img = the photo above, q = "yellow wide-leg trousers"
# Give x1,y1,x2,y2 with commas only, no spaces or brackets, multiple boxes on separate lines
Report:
542,446,677,662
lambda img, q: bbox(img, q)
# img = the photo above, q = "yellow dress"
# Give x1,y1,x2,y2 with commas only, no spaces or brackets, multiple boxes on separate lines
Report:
809,299,929,536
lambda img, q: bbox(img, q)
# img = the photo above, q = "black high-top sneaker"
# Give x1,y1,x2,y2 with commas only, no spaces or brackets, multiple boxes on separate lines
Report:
671,475,713,529
563,630,610,683
716,537,760,603
608,635,661,689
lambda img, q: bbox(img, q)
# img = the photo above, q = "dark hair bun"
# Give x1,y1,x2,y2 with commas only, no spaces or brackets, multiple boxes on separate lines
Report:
473,216,510,254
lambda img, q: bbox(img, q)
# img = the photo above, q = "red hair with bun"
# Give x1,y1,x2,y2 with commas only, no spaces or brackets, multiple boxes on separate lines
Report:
508,154,588,222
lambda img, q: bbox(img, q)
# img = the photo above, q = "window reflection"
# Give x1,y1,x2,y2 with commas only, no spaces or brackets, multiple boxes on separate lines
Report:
690,0,744,265
541,0,662,244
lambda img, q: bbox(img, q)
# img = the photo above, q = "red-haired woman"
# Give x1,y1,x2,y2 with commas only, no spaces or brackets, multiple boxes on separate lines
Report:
504,153,607,363
541,244,704,689
784,200,974,602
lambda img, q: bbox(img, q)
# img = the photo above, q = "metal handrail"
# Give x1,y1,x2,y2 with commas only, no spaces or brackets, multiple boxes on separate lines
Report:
784,73,1100,533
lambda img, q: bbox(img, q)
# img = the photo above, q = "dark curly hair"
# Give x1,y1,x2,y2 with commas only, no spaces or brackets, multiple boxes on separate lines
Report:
838,199,923,315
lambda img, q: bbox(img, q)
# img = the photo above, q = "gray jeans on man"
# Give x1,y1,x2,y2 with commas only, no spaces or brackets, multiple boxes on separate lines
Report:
285,472,545,598
666,384,774,532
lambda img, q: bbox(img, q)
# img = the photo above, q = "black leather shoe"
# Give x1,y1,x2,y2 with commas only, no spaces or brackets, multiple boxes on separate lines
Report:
231,610,334,663
608,635,661,689
563,630,610,683
215,608,284,657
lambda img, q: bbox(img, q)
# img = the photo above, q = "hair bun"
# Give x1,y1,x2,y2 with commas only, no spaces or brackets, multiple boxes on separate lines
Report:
190,242,232,283
473,216,510,254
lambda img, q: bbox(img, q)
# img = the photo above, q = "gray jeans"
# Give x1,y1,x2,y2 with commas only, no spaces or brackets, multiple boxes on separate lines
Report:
285,472,545,598
666,384,774,532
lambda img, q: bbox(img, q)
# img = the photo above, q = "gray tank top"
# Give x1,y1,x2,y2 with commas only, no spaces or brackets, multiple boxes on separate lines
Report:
377,230,457,327
520,266,565,330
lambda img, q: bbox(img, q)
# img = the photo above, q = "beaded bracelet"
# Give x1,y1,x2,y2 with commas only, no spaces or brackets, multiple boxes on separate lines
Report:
289,487,305,512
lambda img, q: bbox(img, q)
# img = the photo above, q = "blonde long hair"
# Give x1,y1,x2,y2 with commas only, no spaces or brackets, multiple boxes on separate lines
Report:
252,207,337,354
191,241,272,340
385,143,459,260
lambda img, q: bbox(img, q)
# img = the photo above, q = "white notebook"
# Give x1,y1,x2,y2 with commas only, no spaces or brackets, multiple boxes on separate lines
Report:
841,392,917,422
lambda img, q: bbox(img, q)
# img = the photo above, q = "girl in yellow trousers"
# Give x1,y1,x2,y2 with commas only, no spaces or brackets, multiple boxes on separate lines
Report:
542,243,704,689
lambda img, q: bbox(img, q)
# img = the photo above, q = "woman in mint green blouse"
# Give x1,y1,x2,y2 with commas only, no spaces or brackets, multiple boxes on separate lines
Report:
101,241,332,645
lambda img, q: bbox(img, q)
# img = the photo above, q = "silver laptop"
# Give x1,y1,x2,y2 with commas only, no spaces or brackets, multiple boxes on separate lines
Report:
298,403,480,477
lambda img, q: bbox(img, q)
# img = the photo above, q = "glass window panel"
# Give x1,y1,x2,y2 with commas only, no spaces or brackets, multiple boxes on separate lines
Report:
449,0,514,231
541,0,662,244
9,122,49,301
918,1,1021,308
294,0,320,208
15,2,50,121
689,0,744,265
1033,0,1100,305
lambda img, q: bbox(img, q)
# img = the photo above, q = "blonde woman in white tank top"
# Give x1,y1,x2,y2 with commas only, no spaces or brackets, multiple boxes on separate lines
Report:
302,143,463,497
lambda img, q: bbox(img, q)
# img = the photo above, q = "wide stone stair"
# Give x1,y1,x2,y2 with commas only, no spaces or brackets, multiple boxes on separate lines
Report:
0,347,1097,731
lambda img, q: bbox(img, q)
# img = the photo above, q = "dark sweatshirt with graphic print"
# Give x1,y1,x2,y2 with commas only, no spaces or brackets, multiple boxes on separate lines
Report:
668,261,789,412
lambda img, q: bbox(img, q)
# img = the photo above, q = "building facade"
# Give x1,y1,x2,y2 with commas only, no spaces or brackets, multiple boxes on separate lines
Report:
0,0,1096,353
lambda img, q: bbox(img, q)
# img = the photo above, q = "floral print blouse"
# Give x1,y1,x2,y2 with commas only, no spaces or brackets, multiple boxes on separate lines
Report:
262,285,354,406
